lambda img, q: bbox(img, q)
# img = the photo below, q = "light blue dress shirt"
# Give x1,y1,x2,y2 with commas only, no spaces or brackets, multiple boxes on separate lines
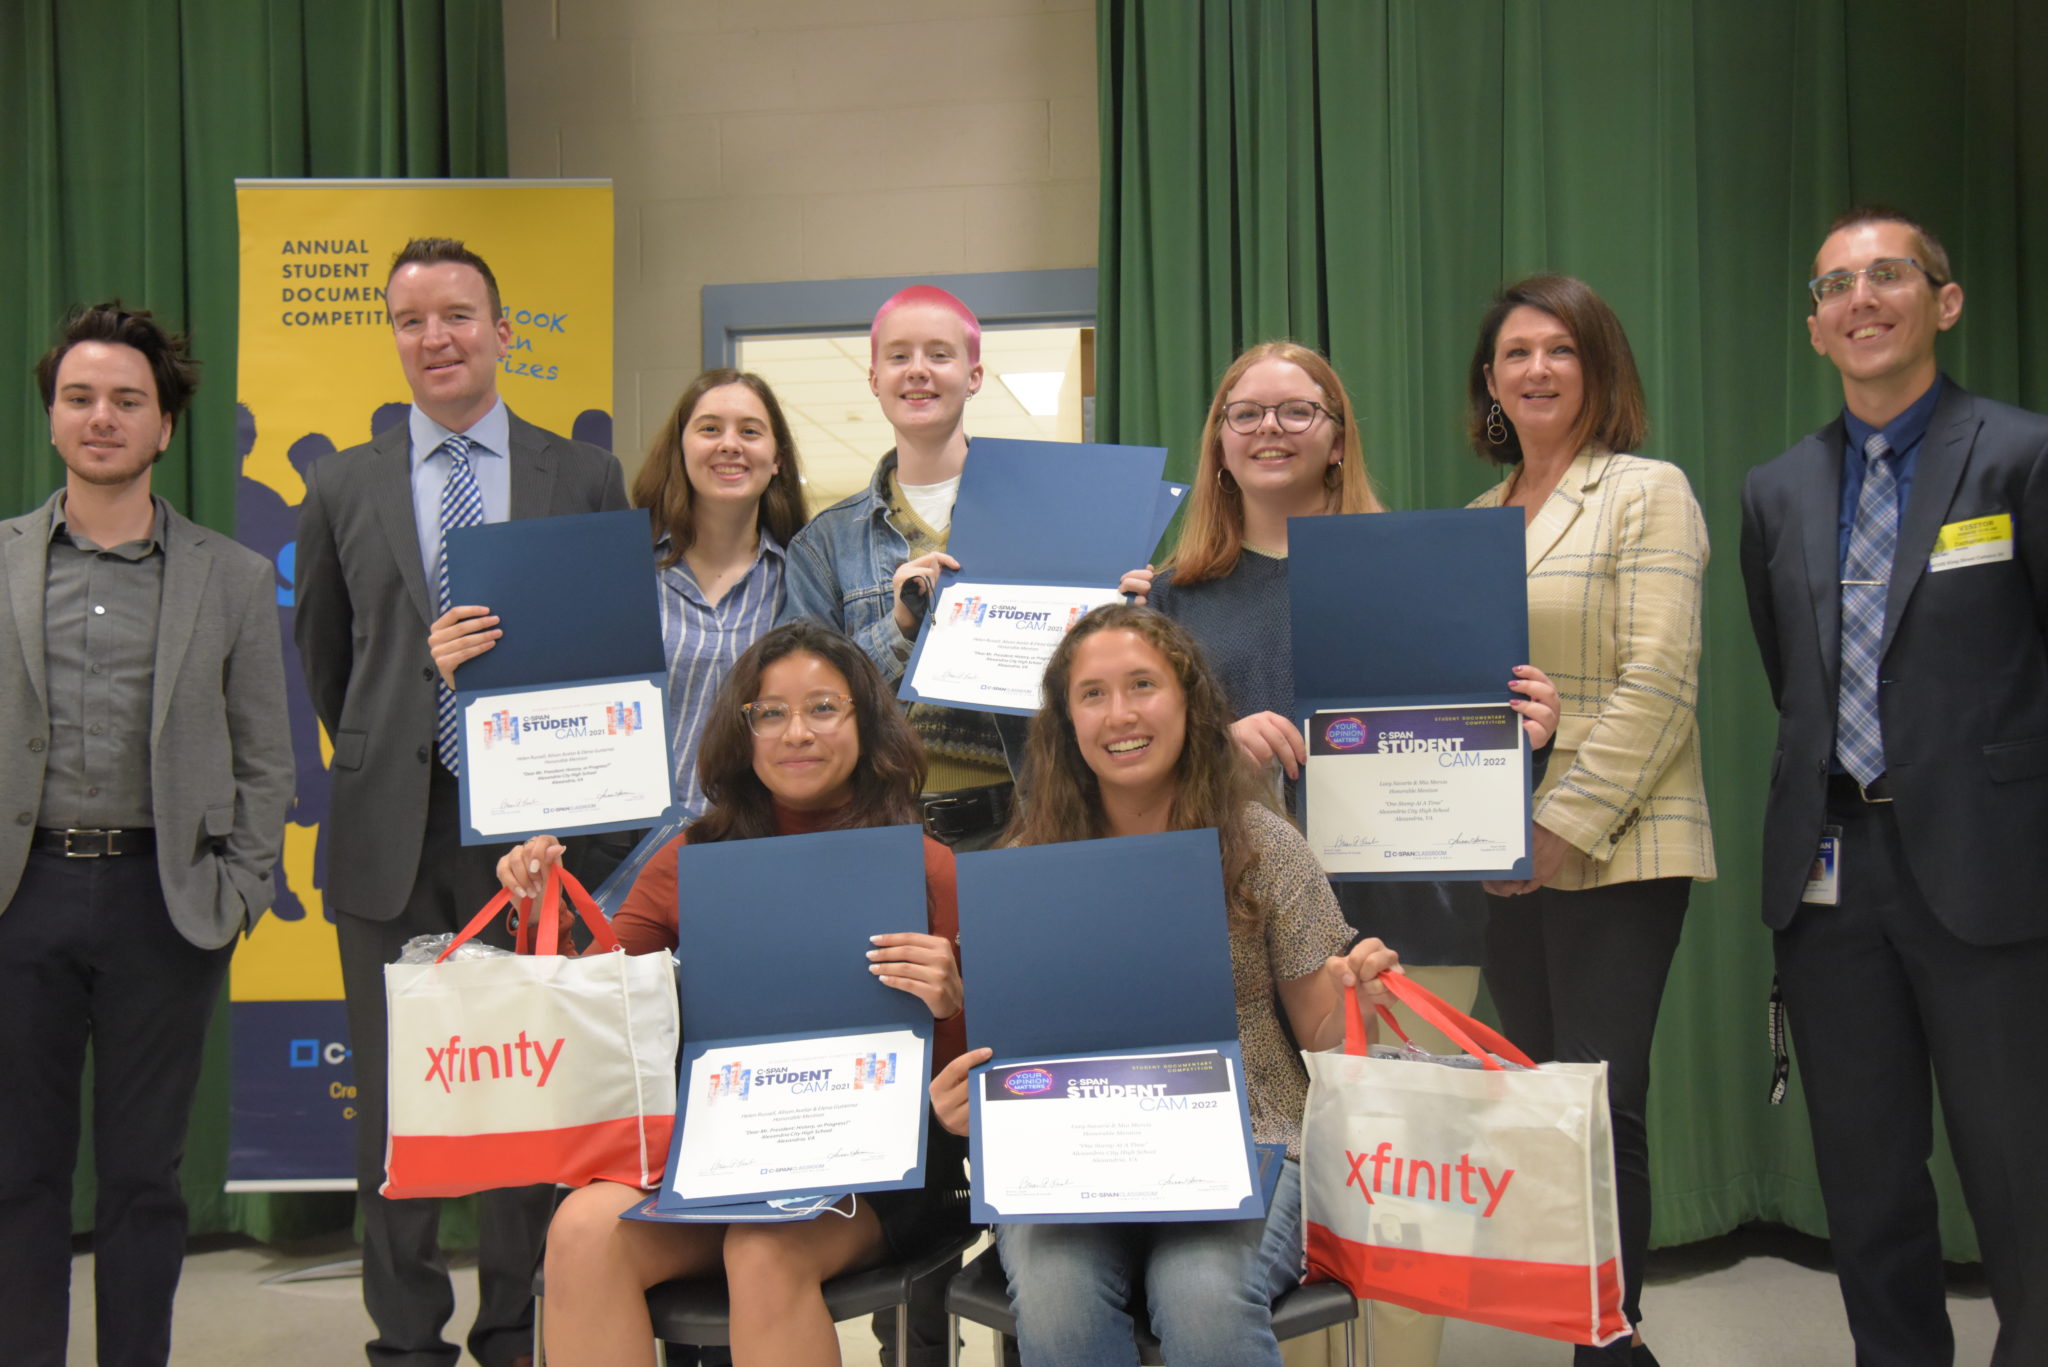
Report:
407,399,512,587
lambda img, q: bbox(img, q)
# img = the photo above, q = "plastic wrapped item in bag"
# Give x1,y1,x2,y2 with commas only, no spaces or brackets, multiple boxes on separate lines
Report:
394,932,515,965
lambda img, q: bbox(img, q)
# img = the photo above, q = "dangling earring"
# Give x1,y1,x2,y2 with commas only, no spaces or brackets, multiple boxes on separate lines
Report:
1486,401,1509,446
1217,467,1234,489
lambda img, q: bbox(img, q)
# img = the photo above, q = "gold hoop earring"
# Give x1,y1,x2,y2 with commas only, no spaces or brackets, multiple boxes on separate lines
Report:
1486,401,1509,446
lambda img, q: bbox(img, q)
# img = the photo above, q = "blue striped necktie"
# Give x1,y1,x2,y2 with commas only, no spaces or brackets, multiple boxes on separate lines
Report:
1835,432,1896,785
435,434,485,771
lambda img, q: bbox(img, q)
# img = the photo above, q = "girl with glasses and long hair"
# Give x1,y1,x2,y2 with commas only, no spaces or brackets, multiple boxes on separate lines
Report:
1132,341,1559,1365
515,621,967,1367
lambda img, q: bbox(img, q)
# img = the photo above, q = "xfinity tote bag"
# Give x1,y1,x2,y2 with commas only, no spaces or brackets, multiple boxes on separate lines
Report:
1301,974,1627,1347
382,866,679,1198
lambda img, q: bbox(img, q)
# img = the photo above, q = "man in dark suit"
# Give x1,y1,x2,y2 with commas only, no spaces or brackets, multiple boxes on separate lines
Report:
296,239,626,1367
0,302,292,1366
1741,206,2048,1367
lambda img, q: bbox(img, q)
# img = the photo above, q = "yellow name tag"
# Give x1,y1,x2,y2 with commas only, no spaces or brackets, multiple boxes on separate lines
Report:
1928,513,2013,572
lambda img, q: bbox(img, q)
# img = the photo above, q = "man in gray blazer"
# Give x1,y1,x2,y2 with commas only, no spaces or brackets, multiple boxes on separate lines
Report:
0,302,292,1367
1741,207,2048,1367
295,238,626,1367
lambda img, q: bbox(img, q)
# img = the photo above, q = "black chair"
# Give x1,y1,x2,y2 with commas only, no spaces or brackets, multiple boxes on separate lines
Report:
532,1224,981,1365
943,1245,1359,1366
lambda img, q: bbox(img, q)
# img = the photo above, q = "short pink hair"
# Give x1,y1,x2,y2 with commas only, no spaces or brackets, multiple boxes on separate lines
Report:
869,285,981,365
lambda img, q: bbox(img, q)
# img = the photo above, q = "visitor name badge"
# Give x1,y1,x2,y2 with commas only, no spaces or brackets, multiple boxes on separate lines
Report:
1927,513,2012,572
1801,825,1841,906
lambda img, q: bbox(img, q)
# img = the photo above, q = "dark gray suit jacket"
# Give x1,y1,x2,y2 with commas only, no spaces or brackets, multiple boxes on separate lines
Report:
294,411,628,920
0,492,293,947
1740,383,2048,943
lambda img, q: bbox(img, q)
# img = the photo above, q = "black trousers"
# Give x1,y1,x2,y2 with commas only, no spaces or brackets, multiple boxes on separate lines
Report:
1777,794,2048,1367
1483,876,1691,1363
0,848,232,1367
336,766,555,1367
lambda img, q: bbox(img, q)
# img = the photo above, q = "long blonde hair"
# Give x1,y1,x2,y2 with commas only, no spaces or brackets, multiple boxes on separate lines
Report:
1168,341,1381,585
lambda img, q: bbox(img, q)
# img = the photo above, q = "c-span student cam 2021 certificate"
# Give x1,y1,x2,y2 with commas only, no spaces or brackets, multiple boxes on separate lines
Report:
459,676,673,842
906,582,1126,714
1304,704,1529,875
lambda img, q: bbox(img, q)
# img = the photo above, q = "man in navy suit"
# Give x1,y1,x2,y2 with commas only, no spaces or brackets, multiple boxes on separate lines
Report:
1741,206,2048,1367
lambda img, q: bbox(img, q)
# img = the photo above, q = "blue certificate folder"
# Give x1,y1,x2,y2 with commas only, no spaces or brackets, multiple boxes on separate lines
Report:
656,824,933,1210
957,829,1263,1224
899,438,1168,716
446,510,673,844
1290,508,1532,881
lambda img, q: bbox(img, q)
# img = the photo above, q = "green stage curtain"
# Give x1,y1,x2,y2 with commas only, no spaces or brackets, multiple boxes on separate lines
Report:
1098,0,2048,1260
1,0,506,1242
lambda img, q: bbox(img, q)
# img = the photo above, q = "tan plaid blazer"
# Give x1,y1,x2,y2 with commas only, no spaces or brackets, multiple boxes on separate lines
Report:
1470,451,1716,888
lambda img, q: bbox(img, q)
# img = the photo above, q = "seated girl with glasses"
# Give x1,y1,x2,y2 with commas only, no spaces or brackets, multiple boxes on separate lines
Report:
513,620,967,1367
929,603,1403,1367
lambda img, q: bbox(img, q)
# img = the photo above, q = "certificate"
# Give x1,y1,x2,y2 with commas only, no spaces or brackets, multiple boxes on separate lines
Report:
446,510,676,844
905,582,1126,712
974,1049,1256,1219
1291,509,1532,881
1304,704,1529,874
458,675,674,842
665,1027,929,1205
897,438,1167,716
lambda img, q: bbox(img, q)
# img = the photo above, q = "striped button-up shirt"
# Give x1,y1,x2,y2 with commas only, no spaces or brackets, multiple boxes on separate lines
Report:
657,531,786,816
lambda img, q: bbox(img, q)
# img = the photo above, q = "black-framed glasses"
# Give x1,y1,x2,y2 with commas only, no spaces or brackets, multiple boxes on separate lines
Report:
741,693,855,737
1221,399,1338,434
1808,257,1939,306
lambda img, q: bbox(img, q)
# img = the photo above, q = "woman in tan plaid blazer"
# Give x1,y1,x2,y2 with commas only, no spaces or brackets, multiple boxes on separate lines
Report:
1464,276,1714,1367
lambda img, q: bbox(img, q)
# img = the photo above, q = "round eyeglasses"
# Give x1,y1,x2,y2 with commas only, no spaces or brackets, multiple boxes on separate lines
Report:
741,693,855,738
1221,399,1337,434
1808,257,1937,306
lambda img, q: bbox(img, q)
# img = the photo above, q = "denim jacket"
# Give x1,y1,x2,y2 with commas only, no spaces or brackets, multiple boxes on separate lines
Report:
777,449,1028,773
777,449,916,682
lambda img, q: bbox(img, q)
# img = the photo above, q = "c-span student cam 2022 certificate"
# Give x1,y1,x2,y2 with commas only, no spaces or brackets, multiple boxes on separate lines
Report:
973,1048,1256,1220
1304,704,1529,875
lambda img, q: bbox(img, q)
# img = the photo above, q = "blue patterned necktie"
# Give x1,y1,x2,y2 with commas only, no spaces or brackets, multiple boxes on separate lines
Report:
1835,432,1896,785
435,434,485,771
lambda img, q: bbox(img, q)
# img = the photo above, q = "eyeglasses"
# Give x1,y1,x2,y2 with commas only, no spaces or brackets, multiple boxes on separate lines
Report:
1221,400,1338,434
1807,257,1939,306
741,693,855,737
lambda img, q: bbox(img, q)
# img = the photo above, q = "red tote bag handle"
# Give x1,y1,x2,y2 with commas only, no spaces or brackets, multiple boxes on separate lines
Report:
1341,973,1539,1072
436,863,621,963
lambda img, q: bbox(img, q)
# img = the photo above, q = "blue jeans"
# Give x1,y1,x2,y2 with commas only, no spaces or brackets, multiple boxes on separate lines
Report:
995,1160,1304,1367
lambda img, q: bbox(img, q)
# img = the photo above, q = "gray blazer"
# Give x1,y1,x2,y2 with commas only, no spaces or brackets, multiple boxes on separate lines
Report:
0,492,293,948
294,411,628,920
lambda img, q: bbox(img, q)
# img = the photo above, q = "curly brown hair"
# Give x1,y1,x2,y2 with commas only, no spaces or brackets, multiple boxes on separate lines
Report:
1004,604,1269,932
688,622,926,843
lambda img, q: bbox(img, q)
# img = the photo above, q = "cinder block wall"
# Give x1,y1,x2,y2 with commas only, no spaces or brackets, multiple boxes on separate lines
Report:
503,0,1099,479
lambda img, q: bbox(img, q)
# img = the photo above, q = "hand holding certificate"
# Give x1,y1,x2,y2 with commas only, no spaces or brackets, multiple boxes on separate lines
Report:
658,824,940,1211
1291,509,1535,880
957,830,1263,1223
900,437,1167,716
445,509,676,844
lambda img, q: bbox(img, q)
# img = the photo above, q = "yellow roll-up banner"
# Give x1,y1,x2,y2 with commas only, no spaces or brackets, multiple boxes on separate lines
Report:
228,179,614,1189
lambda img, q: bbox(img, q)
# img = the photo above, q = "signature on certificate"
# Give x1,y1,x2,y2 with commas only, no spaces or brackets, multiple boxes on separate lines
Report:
1446,832,1507,849
825,1146,884,1164
1327,835,1383,851
489,794,540,816
596,788,646,804
1009,1174,1076,1192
